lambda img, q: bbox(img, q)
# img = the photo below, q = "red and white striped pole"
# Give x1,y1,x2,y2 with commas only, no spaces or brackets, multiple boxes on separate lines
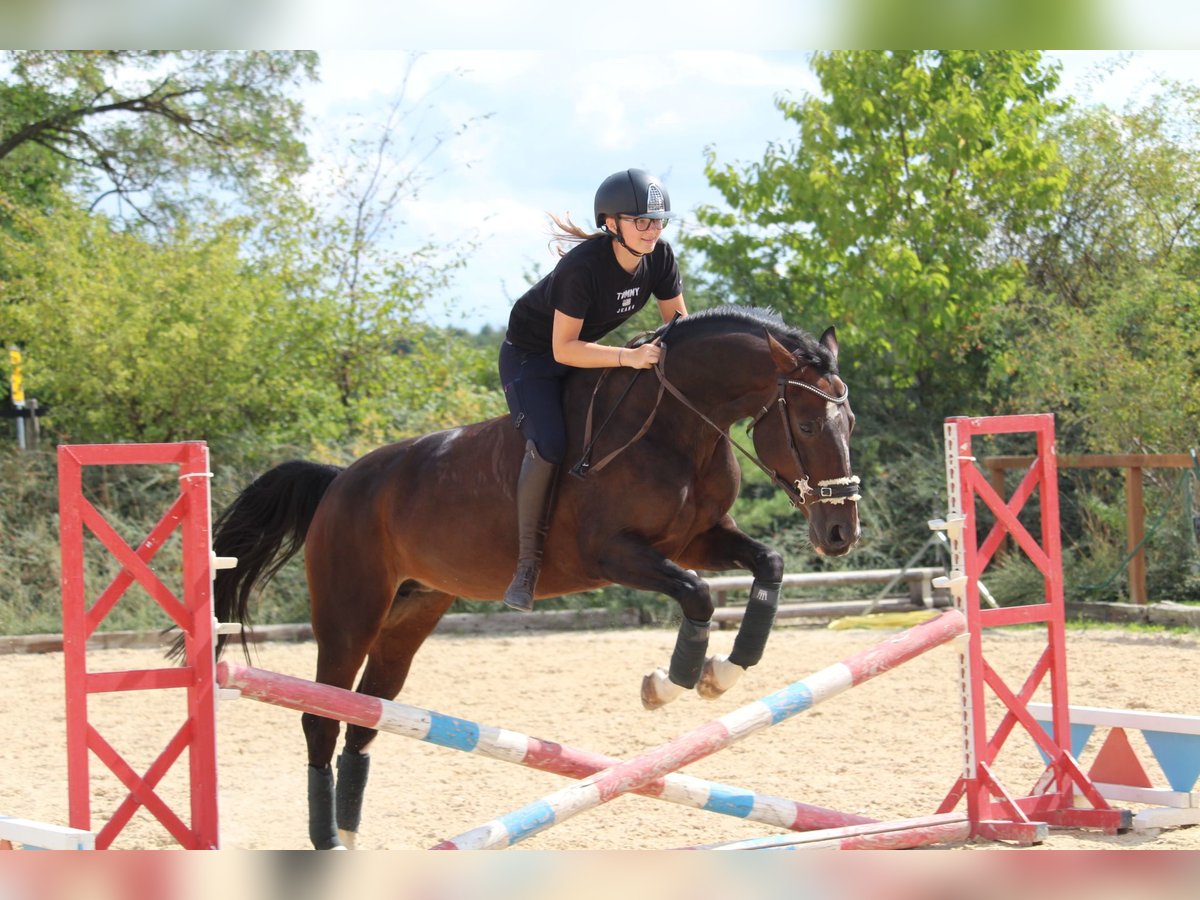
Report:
433,608,967,850
217,661,875,834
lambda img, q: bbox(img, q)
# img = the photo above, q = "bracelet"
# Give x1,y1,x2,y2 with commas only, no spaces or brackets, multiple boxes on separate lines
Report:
618,349,624,367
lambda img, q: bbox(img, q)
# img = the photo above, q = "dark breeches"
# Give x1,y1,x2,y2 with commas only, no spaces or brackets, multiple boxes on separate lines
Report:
499,341,571,464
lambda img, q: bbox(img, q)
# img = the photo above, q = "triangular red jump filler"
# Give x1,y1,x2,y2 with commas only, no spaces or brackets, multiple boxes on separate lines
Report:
1088,728,1154,789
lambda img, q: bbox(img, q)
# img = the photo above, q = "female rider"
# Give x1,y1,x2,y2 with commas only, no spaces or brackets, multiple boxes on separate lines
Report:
498,168,688,610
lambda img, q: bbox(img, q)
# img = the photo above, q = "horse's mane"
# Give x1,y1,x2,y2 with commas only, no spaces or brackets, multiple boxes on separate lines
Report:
649,305,837,374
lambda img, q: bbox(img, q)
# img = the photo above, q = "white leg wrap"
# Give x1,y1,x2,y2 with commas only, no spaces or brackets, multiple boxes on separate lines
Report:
696,654,745,700
640,667,685,710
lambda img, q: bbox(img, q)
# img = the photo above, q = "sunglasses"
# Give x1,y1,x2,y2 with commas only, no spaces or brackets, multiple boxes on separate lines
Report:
619,215,669,232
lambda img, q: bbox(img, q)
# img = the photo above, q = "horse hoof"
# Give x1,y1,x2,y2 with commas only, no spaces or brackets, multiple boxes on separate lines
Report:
640,668,684,710
696,655,745,700
338,828,358,850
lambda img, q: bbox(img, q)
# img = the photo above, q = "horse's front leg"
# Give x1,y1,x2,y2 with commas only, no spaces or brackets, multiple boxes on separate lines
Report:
590,534,716,710
676,516,785,701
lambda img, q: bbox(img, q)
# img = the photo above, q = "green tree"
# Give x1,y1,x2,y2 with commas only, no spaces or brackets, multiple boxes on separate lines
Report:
0,51,316,226
990,84,1200,454
0,195,333,449
686,50,1067,427
0,52,506,456
677,51,1072,574
0,84,69,211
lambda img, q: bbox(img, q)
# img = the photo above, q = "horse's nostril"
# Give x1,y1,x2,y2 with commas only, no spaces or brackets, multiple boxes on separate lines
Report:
829,524,844,547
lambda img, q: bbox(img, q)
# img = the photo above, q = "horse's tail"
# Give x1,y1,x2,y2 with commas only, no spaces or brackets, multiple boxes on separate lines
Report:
169,460,343,662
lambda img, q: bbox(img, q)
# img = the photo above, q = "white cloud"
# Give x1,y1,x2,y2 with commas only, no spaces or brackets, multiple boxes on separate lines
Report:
1107,4,1200,50
573,86,631,151
665,50,818,91
1050,50,1200,109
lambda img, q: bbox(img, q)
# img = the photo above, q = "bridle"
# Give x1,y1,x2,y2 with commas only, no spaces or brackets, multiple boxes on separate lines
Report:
577,344,862,511
745,373,862,509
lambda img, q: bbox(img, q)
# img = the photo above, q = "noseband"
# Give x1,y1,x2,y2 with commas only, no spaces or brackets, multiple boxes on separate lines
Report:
746,375,862,509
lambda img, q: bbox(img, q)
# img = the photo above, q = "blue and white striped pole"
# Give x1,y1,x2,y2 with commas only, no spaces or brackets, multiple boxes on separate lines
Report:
433,609,967,849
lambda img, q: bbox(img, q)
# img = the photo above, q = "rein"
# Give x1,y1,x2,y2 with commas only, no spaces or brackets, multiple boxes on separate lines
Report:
578,345,862,510
576,365,668,476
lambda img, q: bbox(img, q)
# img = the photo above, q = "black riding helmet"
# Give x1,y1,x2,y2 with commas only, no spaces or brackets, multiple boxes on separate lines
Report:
594,168,675,228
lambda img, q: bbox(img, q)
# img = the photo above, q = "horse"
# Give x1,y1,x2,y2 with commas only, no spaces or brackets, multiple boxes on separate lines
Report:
208,305,861,849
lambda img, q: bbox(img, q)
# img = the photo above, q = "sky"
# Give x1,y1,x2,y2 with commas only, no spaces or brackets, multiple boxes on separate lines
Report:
297,49,1200,333
300,50,824,331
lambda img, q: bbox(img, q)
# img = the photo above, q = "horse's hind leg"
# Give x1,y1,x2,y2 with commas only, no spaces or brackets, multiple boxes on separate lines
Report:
304,639,371,850
334,589,456,849
302,553,400,850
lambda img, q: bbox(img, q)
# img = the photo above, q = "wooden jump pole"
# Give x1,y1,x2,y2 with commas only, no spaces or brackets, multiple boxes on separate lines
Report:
684,812,972,851
1027,702,1200,830
432,608,967,850
0,815,95,850
216,662,875,835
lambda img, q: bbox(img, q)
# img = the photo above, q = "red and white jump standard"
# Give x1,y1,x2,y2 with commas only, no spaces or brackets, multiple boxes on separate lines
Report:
934,415,1130,841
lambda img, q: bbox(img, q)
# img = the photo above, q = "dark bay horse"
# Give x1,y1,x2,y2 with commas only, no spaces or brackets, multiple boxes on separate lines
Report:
210,306,861,848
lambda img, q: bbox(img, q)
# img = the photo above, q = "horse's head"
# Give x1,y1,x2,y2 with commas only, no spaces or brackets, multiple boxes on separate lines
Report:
749,326,861,557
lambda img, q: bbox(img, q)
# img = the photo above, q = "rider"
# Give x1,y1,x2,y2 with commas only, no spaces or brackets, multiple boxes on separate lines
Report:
498,168,688,611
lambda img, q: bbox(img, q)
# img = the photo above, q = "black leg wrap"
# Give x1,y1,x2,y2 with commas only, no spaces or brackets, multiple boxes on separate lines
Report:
728,579,782,669
335,751,371,836
668,616,712,689
307,765,341,850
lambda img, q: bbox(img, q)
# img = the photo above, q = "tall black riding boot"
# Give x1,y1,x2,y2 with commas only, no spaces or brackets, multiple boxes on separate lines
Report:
503,442,559,611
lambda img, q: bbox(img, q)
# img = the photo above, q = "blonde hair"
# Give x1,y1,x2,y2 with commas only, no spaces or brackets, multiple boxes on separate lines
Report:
546,212,607,257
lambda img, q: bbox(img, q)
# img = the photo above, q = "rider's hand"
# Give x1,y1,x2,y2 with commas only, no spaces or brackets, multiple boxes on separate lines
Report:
623,344,662,369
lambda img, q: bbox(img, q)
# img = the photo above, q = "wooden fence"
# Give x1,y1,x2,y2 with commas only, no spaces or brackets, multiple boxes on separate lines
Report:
983,453,1196,605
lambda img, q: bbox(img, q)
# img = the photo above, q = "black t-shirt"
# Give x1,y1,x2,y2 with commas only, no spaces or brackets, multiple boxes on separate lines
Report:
504,236,683,352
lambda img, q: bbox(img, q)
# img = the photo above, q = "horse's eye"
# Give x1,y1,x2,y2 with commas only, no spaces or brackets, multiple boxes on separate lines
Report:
797,421,815,435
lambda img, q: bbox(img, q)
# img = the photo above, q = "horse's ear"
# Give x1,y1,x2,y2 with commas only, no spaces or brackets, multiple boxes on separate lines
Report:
819,326,839,360
766,330,800,373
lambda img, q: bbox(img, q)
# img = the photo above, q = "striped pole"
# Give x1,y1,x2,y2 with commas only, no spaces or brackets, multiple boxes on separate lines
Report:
216,663,874,835
434,608,967,849
684,812,971,851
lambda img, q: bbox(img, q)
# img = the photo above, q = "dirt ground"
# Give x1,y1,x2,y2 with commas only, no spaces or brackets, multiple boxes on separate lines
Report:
1,620,1197,851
